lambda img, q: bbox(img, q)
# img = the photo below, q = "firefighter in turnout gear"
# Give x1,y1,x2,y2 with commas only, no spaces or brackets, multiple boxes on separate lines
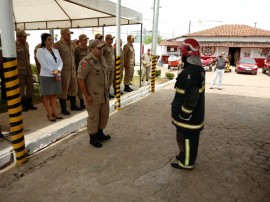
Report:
171,38,205,170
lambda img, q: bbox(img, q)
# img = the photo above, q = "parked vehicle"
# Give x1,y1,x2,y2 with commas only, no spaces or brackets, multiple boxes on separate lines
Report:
201,58,213,71
235,57,258,75
168,55,181,70
262,55,270,76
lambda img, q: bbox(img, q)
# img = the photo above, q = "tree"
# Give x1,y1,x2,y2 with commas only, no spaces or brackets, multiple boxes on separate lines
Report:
143,35,163,44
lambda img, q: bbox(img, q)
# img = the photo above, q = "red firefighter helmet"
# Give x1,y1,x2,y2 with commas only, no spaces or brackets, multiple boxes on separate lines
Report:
179,38,200,57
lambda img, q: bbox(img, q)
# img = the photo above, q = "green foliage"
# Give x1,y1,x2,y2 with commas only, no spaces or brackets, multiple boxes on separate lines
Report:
155,70,161,77
144,35,163,44
31,64,38,75
165,72,175,80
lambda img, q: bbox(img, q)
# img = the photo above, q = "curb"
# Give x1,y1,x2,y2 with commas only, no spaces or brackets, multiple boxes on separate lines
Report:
0,79,175,170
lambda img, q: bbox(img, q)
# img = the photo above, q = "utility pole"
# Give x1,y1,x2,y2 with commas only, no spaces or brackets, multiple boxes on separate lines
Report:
0,0,27,164
150,0,160,93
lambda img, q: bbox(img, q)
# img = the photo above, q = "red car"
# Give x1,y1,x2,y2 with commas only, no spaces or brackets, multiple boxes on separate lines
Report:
235,57,258,75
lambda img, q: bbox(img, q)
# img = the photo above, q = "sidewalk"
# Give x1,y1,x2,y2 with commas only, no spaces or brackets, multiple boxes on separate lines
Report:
0,65,175,169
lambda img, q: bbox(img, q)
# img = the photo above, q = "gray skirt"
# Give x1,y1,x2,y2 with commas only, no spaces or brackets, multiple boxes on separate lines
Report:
40,76,62,96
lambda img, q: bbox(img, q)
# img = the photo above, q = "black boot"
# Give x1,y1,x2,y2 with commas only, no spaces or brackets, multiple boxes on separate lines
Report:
80,99,85,109
21,97,28,112
89,133,102,148
59,98,70,115
26,97,37,110
97,129,111,141
124,85,132,92
70,96,82,111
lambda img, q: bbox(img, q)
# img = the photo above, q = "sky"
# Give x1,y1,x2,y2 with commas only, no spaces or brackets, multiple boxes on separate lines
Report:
112,0,270,39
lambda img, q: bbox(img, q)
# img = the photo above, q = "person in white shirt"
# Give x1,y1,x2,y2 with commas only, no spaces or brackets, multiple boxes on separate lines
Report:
36,33,63,121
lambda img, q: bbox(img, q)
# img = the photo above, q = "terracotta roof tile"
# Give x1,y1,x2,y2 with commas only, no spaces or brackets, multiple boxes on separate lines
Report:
159,40,181,46
183,24,270,37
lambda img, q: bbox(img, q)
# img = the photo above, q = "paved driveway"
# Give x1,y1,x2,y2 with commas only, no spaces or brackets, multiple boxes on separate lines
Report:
0,70,269,202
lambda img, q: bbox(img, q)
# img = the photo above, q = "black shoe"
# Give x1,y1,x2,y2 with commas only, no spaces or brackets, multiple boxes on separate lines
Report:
109,94,114,99
97,129,111,141
90,134,102,148
22,106,28,112
28,106,37,110
61,110,70,115
170,162,193,170
128,86,133,91
71,105,83,111
124,87,132,92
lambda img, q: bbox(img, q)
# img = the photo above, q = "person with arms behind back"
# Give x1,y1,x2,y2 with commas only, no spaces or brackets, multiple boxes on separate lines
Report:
16,30,37,111
171,38,205,170
141,48,152,85
36,33,63,121
77,39,111,148
75,34,90,109
123,35,136,92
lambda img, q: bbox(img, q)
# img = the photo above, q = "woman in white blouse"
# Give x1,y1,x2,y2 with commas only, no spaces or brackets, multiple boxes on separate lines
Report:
36,33,63,121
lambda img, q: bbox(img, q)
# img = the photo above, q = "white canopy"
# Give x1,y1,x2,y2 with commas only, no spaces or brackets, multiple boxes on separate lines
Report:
13,0,143,30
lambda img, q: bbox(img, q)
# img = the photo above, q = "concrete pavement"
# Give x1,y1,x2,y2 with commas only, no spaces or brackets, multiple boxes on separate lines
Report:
0,70,269,201
0,68,175,169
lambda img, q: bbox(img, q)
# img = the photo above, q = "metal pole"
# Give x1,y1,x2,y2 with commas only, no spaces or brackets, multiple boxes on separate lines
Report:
139,23,142,88
0,0,27,164
189,20,191,34
150,0,160,93
115,0,121,110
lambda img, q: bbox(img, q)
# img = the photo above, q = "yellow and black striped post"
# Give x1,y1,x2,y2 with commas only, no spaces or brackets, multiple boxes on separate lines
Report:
150,55,157,92
4,58,27,164
115,56,121,110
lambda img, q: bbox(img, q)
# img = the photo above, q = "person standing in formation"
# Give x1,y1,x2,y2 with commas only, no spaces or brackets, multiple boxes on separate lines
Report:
95,33,104,43
103,34,115,99
123,35,136,92
75,34,90,109
77,39,111,148
141,48,152,85
54,28,81,115
36,33,63,122
16,30,37,112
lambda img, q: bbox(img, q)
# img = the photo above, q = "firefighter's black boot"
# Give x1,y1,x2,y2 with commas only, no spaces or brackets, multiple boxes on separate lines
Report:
124,85,132,92
97,129,111,141
80,99,85,109
59,98,70,115
21,97,28,112
89,133,102,148
26,97,37,110
70,96,82,111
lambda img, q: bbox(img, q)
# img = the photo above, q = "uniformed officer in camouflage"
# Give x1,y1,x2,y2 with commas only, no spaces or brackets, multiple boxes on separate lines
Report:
54,28,81,115
77,39,111,148
103,34,115,98
75,34,90,109
16,30,37,111
113,39,124,95
123,35,136,92
95,33,104,43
